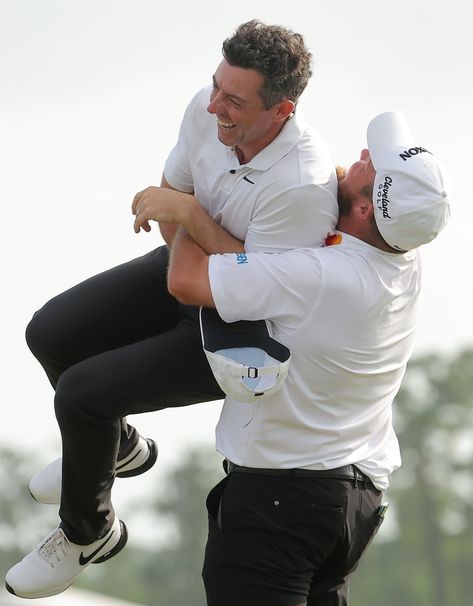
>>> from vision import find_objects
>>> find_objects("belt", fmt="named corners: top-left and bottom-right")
top-left (225, 460), bottom-right (371, 484)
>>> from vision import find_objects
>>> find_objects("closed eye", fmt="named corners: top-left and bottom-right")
top-left (212, 76), bottom-right (244, 108)
top-left (229, 97), bottom-right (242, 107)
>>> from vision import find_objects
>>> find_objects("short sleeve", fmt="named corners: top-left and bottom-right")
top-left (208, 250), bottom-right (323, 326)
top-left (163, 87), bottom-right (211, 193)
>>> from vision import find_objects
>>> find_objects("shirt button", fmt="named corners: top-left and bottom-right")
top-left (274, 500), bottom-right (280, 506)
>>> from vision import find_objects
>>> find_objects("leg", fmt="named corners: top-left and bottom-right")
top-left (307, 481), bottom-right (384, 606)
top-left (8, 246), bottom-right (224, 597)
top-left (25, 245), bottom-right (179, 456)
top-left (56, 311), bottom-right (223, 544)
top-left (202, 474), bottom-right (348, 606)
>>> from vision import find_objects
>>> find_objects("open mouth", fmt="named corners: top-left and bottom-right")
top-left (217, 119), bottom-right (236, 131)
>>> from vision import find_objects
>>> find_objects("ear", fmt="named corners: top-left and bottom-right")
top-left (353, 198), bottom-right (374, 221)
top-left (273, 99), bottom-right (296, 122)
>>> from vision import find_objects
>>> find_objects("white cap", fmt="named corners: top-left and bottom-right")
top-left (368, 111), bottom-right (451, 251)
top-left (200, 307), bottom-right (291, 402)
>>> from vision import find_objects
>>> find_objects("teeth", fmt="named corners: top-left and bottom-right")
top-left (218, 119), bottom-right (235, 128)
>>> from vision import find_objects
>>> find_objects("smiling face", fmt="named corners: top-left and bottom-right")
top-left (207, 60), bottom-right (292, 164)
top-left (337, 149), bottom-right (376, 215)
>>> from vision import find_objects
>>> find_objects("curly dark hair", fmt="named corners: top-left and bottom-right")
top-left (222, 20), bottom-right (312, 109)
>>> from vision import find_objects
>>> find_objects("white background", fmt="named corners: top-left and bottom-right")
top-left (1, 0), bottom-right (471, 526)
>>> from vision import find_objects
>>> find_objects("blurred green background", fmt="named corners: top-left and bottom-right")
top-left (2, 348), bottom-right (472, 605)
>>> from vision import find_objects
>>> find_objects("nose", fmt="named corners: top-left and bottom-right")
top-left (207, 90), bottom-right (221, 115)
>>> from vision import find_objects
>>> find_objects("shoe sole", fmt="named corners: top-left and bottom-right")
top-left (5, 578), bottom-right (76, 599)
top-left (4, 521), bottom-right (128, 597)
top-left (116, 438), bottom-right (158, 478)
top-left (28, 486), bottom-right (60, 505)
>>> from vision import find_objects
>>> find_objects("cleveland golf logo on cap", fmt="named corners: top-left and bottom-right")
top-left (377, 176), bottom-right (393, 219)
top-left (368, 111), bottom-right (451, 251)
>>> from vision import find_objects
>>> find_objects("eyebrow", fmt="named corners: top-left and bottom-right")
top-left (212, 75), bottom-right (247, 105)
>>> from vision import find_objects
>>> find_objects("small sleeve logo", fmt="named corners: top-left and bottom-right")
top-left (235, 253), bottom-right (248, 264)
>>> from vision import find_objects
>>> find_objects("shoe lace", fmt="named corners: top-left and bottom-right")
top-left (37, 528), bottom-right (71, 568)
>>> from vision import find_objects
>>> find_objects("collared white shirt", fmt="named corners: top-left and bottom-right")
top-left (208, 233), bottom-right (422, 490)
top-left (164, 86), bottom-right (338, 252)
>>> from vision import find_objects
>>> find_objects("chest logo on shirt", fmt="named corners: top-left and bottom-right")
top-left (235, 253), bottom-right (248, 264)
top-left (325, 233), bottom-right (342, 246)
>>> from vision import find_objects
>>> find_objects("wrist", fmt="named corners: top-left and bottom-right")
top-left (183, 195), bottom-right (204, 228)
top-left (176, 192), bottom-right (196, 228)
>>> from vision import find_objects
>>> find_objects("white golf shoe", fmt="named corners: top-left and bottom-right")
top-left (29, 456), bottom-right (62, 504)
top-left (29, 436), bottom-right (158, 505)
top-left (5, 517), bottom-right (127, 599)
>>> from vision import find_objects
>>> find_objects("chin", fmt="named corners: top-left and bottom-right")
top-left (217, 132), bottom-right (233, 147)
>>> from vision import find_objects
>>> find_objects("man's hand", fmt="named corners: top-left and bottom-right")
top-left (132, 184), bottom-right (245, 255)
top-left (132, 186), bottom-right (194, 234)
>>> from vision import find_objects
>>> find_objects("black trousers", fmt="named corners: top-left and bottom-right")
top-left (25, 245), bottom-right (224, 543)
top-left (203, 471), bottom-right (384, 606)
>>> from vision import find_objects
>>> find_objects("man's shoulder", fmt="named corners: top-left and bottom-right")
top-left (297, 128), bottom-right (333, 166)
top-left (317, 234), bottom-right (420, 291)
top-left (180, 85), bottom-right (215, 132)
top-left (265, 114), bottom-right (337, 191)
top-left (291, 112), bottom-right (332, 156)
top-left (261, 152), bottom-right (337, 197)
top-left (173, 85), bottom-right (222, 160)
top-left (185, 85), bottom-right (212, 111)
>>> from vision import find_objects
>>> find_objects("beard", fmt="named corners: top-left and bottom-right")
top-left (335, 166), bottom-right (352, 216)
top-left (337, 186), bottom-right (354, 218)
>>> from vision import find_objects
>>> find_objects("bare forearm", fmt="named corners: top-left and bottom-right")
top-left (167, 229), bottom-right (214, 307)
top-left (134, 179), bottom-right (236, 307)
top-left (160, 174), bottom-right (243, 253)
top-left (134, 177), bottom-right (244, 254)
top-left (159, 222), bottom-right (179, 247)
top-left (183, 199), bottom-right (244, 254)
top-left (159, 176), bottom-right (181, 246)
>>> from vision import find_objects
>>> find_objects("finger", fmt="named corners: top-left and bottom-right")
top-left (135, 220), bottom-right (152, 233)
top-left (134, 214), bottom-right (143, 233)
top-left (132, 191), bottom-right (144, 214)
top-left (134, 214), bottom-right (152, 234)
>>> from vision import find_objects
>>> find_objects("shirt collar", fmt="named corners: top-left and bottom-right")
top-left (335, 232), bottom-right (417, 261)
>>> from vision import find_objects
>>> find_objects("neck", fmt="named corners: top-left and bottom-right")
top-left (336, 217), bottom-right (396, 253)
top-left (235, 118), bottom-right (289, 164)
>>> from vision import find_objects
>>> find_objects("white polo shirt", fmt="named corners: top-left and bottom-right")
top-left (208, 233), bottom-right (422, 490)
top-left (164, 86), bottom-right (338, 252)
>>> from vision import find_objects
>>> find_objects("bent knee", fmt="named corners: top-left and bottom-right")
top-left (54, 363), bottom-right (116, 426)
top-left (54, 366), bottom-right (93, 423)
top-left (25, 307), bottom-right (50, 357)
top-left (25, 299), bottom-right (67, 360)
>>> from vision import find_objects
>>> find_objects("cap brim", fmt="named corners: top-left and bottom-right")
top-left (200, 307), bottom-right (290, 362)
top-left (200, 307), bottom-right (292, 402)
